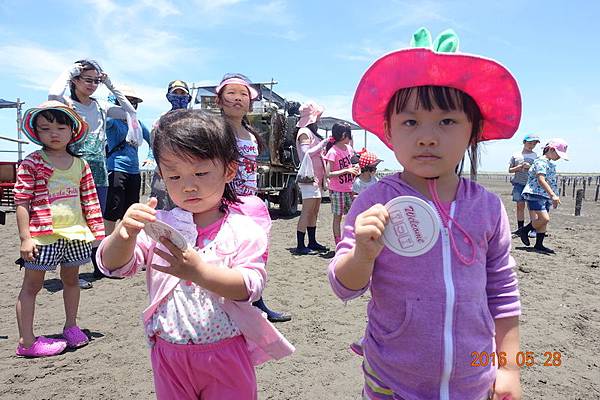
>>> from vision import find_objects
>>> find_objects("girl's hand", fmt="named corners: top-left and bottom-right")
top-left (152, 238), bottom-right (206, 283)
top-left (492, 368), bottom-right (521, 400)
top-left (20, 238), bottom-right (38, 261)
top-left (118, 198), bottom-right (157, 240)
top-left (354, 204), bottom-right (389, 262)
top-left (348, 166), bottom-right (361, 176)
top-left (551, 195), bottom-right (561, 208)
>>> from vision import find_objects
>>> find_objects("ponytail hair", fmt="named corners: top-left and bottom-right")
top-left (325, 122), bottom-right (352, 153)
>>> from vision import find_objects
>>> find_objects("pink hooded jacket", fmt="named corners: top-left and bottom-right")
top-left (97, 207), bottom-right (294, 365)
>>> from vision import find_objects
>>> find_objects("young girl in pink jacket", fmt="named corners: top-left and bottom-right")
top-left (97, 110), bottom-right (293, 400)
top-left (329, 28), bottom-right (522, 400)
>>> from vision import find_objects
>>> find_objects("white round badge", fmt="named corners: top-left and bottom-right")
top-left (383, 196), bottom-right (440, 257)
top-left (143, 220), bottom-right (189, 251)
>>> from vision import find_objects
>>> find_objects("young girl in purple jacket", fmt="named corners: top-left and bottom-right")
top-left (328, 28), bottom-right (522, 400)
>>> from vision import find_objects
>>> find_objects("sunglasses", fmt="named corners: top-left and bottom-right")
top-left (221, 72), bottom-right (252, 84)
top-left (78, 77), bottom-right (103, 85)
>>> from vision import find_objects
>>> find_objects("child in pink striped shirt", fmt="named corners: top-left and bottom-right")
top-left (13, 101), bottom-right (104, 358)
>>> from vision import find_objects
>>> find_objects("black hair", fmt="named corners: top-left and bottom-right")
top-left (152, 109), bottom-right (241, 210)
top-left (542, 146), bottom-right (551, 156)
top-left (33, 109), bottom-right (77, 156)
top-left (385, 85), bottom-right (483, 176)
top-left (295, 122), bottom-right (323, 144)
top-left (69, 59), bottom-right (101, 103)
top-left (325, 122), bottom-right (352, 153)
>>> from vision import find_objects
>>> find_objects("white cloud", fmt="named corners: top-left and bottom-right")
top-left (0, 44), bottom-right (80, 90)
top-left (337, 40), bottom-right (408, 62)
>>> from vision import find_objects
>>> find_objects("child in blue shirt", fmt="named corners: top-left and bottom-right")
top-left (520, 138), bottom-right (569, 253)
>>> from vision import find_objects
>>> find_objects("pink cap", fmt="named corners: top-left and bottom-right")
top-left (215, 77), bottom-right (259, 100)
top-left (546, 138), bottom-right (569, 160)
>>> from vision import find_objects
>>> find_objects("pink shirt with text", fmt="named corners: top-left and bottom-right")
top-left (324, 144), bottom-right (354, 193)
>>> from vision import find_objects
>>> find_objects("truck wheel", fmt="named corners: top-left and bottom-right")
top-left (279, 179), bottom-right (299, 216)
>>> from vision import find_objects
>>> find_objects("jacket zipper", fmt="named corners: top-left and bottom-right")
top-left (431, 202), bottom-right (456, 400)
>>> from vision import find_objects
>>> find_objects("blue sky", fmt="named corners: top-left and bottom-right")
top-left (1, 0), bottom-right (598, 173)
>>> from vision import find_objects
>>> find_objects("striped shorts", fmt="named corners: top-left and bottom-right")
top-left (361, 356), bottom-right (493, 400)
top-left (330, 190), bottom-right (353, 215)
top-left (24, 239), bottom-right (92, 271)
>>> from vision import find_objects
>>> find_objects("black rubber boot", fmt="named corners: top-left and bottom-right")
top-left (519, 223), bottom-right (532, 246)
top-left (252, 297), bottom-right (292, 323)
top-left (512, 220), bottom-right (525, 235)
top-left (533, 232), bottom-right (555, 254)
top-left (306, 226), bottom-right (329, 252)
top-left (295, 231), bottom-right (311, 255)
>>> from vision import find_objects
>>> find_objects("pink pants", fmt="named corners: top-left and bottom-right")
top-left (151, 335), bottom-right (256, 400)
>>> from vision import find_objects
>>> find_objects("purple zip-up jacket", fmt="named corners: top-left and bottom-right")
top-left (328, 174), bottom-right (521, 400)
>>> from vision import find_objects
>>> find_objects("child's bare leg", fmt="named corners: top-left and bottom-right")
top-left (332, 214), bottom-right (342, 242)
top-left (516, 201), bottom-right (525, 222)
top-left (16, 269), bottom-right (46, 347)
top-left (531, 211), bottom-right (549, 233)
top-left (60, 266), bottom-right (80, 328)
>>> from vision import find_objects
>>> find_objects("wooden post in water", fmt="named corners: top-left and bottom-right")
top-left (575, 189), bottom-right (584, 216)
top-left (572, 178), bottom-right (577, 198)
top-left (561, 178), bottom-right (566, 196)
top-left (583, 179), bottom-right (587, 199)
top-left (595, 184), bottom-right (599, 202)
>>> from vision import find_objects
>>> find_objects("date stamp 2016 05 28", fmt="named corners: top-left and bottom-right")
top-left (470, 351), bottom-right (562, 368)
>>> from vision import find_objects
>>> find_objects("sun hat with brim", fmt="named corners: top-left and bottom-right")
top-left (21, 100), bottom-right (88, 146)
top-left (545, 138), bottom-right (569, 160)
top-left (523, 134), bottom-right (540, 142)
top-left (215, 73), bottom-right (259, 100)
top-left (120, 85), bottom-right (143, 103)
top-left (352, 27), bottom-right (522, 149)
top-left (296, 101), bottom-right (324, 128)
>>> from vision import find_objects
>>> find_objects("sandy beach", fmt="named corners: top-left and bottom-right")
top-left (0, 175), bottom-right (598, 399)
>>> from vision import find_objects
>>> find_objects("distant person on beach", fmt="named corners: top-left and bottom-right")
top-left (13, 102), bottom-right (105, 357)
top-left (294, 101), bottom-right (330, 255)
top-left (48, 59), bottom-right (137, 287)
top-left (352, 149), bottom-right (382, 196)
top-left (328, 28), bottom-right (522, 400)
top-left (149, 79), bottom-right (192, 211)
top-left (519, 138), bottom-right (569, 254)
top-left (215, 72), bottom-right (291, 323)
top-left (508, 134), bottom-right (540, 235)
top-left (104, 86), bottom-right (151, 237)
top-left (96, 110), bottom-right (293, 399)
top-left (324, 122), bottom-right (359, 245)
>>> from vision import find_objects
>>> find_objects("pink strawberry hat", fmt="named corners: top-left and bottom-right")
top-left (545, 138), bottom-right (569, 160)
top-left (352, 27), bottom-right (522, 149)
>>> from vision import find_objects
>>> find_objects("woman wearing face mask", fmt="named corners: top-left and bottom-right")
top-left (149, 80), bottom-right (193, 211)
top-left (48, 59), bottom-right (136, 287)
